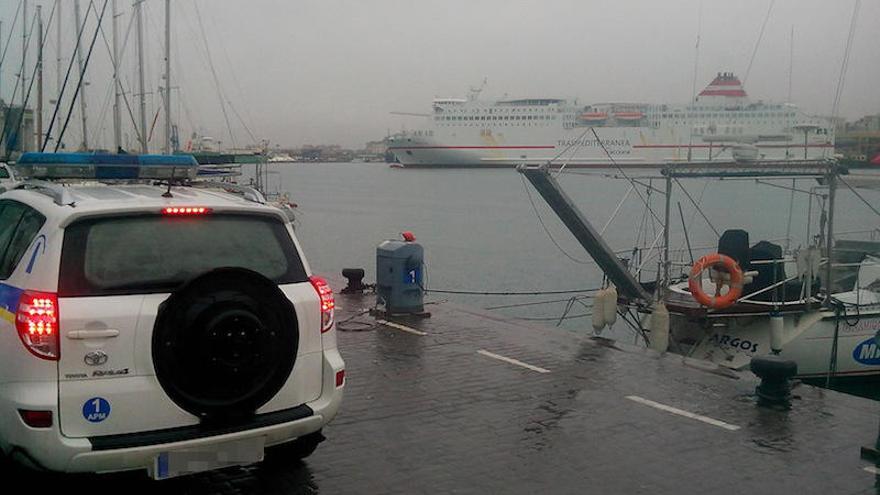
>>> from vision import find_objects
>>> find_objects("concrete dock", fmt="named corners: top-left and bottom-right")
top-left (4, 282), bottom-right (880, 494)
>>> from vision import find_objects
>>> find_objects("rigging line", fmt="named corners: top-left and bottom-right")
top-left (675, 180), bottom-right (709, 253)
top-left (673, 177), bottom-right (719, 237)
top-left (0, 1), bottom-right (23, 68)
top-left (42, 0), bottom-right (92, 151)
top-left (600, 183), bottom-right (635, 235)
top-left (97, 2), bottom-right (141, 144)
top-left (742, 0), bottom-right (775, 85)
top-left (838, 176), bottom-right (880, 219)
top-left (754, 179), bottom-right (824, 197)
top-left (831, 0), bottom-right (860, 120)
top-left (520, 173), bottom-right (592, 265)
top-left (226, 98), bottom-right (258, 144)
top-left (550, 127), bottom-right (592, 176)
top-left (209, 4), bottom-right (259, 143)
top-left (192, 0), bottom-right (236, 148)
top-left (55, 0), bottom-right (110, 152)
top-left (635, 230), bottom-right (665, 278)
top-left (426, 287), bottom-right (599, 296)
top-left (590, 127), bottom-right (663, 225)
top-left (484, 296), bottom-right (593, 311)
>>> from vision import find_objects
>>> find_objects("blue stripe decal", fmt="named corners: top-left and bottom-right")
top-left (25, 234), bottom-right (47, 274)
top-left (0, 283), bottom-right (24, 316)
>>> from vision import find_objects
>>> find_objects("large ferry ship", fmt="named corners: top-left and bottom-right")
top-left (387, 73), bottom-right (834, 168)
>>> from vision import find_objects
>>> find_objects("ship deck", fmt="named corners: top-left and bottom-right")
top-left (7, 275), bottom-right (880, 494)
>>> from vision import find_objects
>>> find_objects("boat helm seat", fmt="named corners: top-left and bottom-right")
top-left (717, 229), bottom-right (751, 272)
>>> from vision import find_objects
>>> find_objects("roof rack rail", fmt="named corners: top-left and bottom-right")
top-left (190, 181), bottom-right (266, 204)
top-left (15, 180), bottom-right (75, 206)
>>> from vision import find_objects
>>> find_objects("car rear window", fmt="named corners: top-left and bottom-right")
top-left (59, 213), bottom-right (308, 296)
top-left (0, 168), bottom-right (10, 179)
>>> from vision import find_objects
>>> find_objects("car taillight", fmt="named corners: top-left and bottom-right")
top-left (16, 291), bottom-right (59, 360)
top-left (19, 410), bottom-right (53, 428)
top-left (309, 276), bottom-right (335, 333)
top-left (162, 207), bottom-right (212, 215)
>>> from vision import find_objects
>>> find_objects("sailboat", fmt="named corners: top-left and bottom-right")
top-left (519, 159), bottom-right (880, 383)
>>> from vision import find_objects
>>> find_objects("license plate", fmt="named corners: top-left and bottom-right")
top-left (151, 436), bottom-right (265, 480)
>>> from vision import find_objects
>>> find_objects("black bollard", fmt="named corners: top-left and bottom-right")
top-left (341, 268), bottom-right (367, 294)
top-left (750, 355), bottom-right (798, 409)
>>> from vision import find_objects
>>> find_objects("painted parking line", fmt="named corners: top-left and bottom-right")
top-left (864, 466), bottom-right (880, 475)
top-left (626, 395), bottom-right (741, 432)
top-left (477, 349), bottom-right (551, 374)
top-left (376, 319), bottom-right (427, 336)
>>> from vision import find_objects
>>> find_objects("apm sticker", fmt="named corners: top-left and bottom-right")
top-left (83, 397), bottom-right (111, 423)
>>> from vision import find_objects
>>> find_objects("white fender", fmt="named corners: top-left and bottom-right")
top-left (649, 302), bottom-right (670, 352)
top-left (592, 288), bottom-right (607, 331)
top-left (603, 286), bottom-right (618, 326)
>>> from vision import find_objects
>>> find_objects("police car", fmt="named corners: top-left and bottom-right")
top-left (0, 153), bottom-right (344, 479)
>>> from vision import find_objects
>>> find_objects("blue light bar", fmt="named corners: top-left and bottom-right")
top-left (15, 153), bottom-right (199, 180)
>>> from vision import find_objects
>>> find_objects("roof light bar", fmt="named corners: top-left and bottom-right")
top-left (15, 152), bottom-right (199, 181)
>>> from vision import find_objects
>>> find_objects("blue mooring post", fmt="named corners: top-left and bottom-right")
top-left (375, 231), bottom-right (428, 316)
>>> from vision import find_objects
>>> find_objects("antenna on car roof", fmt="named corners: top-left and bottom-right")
top-left (162, 167), bottom-right (176, 198)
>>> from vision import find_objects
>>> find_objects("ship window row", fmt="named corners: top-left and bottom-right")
top-left (437, 115), bottom-right (556, 121)
top-left (659, 112), bottom-right (795, 119)
top-left (445, 107), bottom-right (553, 114)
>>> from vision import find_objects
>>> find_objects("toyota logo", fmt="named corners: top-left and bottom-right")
top-left (84, 350), bottom-right (108, 366)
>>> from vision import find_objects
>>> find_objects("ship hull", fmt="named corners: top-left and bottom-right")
top-left (388, 125), bottom-right (833, 168)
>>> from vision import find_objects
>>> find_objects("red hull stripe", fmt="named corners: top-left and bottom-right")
top-left (392, 144), bottom-right (833, 151)
top-left (698, 89), bottom-right (748, 97)
top-left (388, 145), bottom-right (554, 150)
top-left (632, 144), bottom-right (833, 149)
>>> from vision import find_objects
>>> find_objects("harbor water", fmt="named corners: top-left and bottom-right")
top-left (253, 162), bottom-right (879, 337)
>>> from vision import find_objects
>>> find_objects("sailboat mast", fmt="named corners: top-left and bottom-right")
top-left (36, 5), bottom-right (43, 150)
top-left (55, 0), bottom-right (61, 107)
top-left (787, 26), bottom-right (794, 103)
top-left (135, 0), bottom-right (147, 153)
top-left (111, 0), bottom-right (121, 152)
top-left (823, 165), bottom-right (837, 305)
top-left (163, 0), bottom-right (171, 154)
top-left (73, 0), bottom-right (89, 150)
top-left (21, 0), bottom-right (27, 150)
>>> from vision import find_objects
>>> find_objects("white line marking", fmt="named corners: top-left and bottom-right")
top-left (626, 395), bottom-right (741, 431)
top-left (477, 349), bottom-right (551, 374)
top-left (864, 466), bottom-right (880, 475)
top-left (376, 319), bottom-right (427, 336)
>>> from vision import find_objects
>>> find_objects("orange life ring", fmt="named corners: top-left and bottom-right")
top-left (688, 253), bottom-right (744, 309)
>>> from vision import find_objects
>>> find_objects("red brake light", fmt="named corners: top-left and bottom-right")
top-left (162, 207), bottom-right (211, 216)
top-left (335, 370), bottom-right (345, 388)
top-left (16, 291), bottom-right (59, 361)
top-left (309, 276), bottom-right (335, 333)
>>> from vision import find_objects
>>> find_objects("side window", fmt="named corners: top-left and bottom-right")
top-left (0, 201), bottom-right (46, 279)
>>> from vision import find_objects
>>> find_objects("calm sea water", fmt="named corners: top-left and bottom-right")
top-left (250, 162), bottom-right (879, 346)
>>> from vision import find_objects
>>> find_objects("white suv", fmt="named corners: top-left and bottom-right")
top-left (0, 153), bottom-right (344, 479)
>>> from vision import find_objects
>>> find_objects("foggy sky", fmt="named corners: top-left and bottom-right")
top-left (0, 0), bottom-right (877, 150)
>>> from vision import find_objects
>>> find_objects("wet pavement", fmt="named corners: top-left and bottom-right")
top-left (5, 286), bottom-right (880, 494)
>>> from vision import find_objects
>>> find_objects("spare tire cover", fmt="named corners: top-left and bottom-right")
top-left (152, 268), bottom-right (299, 422)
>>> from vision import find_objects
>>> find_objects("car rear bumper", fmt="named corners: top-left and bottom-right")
top-left (0, 348), bottom-right (344, 474)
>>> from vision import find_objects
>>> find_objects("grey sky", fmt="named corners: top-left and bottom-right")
top-left (1, 0), bottom-right (877, 150)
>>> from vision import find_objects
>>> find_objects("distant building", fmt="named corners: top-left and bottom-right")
top-left (0, 101), bottom-right (35, 156)
top-left (838, 113), bottom-right (880, 160)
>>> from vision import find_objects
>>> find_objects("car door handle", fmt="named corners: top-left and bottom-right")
top-left (67, 329), bottom-right (120, 339)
